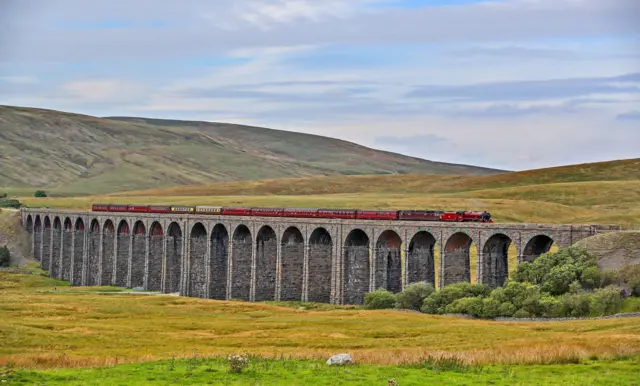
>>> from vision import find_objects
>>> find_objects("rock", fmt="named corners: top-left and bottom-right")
top-left (326, 353), bottom-right (353, 366)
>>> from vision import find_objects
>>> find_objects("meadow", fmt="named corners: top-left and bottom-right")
top-left (1, 272), bottom-right (639, 385)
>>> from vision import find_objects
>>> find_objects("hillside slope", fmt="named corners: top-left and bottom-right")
top-left (0, 105), bottom-right (503, 195)
top-left (113, 158), bottom-right (640, 197)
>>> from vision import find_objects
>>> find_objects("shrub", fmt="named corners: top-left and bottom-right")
top-left (420, 282), bottom-right (490, 315)
top-left (540, 296), bottom-right (564, 317)
top-left (34, 190), bottom-right (47, 198)
top-left (615, 265), bottom-right (640, 297)
top-left (498, 302), bottom-right (516, 317)
top-left (444, 297), bottom-right (483, 316)
top-left (561, 292), bottom-right (591, 317)
top-left (0, 245), bottom-right (10, 267)
top-left (364, 289), bottom-right (396, 309)
top-left (513, 308), bottom-right (531, 318)
top-left (589, 286), bottom-right (623, 316)
top-left (395, 282), bottom-right (435, 310)
top-left (480, 298), bottom-right (501, 319)
top-left (542, 264), bottom-right (578, 295)
top-left (581, 266), bottom-right (603, 289)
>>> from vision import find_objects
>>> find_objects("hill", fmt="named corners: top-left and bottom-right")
top-left (575, 231), bottom-right (640, 271)
top-left (0, 105), bottom-right (503, 195)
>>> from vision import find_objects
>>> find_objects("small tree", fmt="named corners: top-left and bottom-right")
top-left (0, 245), bottom-right (10, 267)
top-left (34, 190), bottom-right (47, 198)
top-left (395, 282), bottom-right (435, 310)
top-left (364, 289), bottom-right (397, 309)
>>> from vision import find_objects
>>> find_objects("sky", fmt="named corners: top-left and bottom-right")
top-left (1, 0), bottom-right (639, 171)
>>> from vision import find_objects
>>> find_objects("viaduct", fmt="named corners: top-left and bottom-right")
top-left (20, 208), bottom-right (620, 305)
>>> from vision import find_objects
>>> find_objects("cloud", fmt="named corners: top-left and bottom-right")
top-left (0, 76), bottom-right (39, 84)
top-left (616, 111), bottom-right (640, 121)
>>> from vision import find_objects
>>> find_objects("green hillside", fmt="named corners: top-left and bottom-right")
top-left (0, 105), bottom-right (504, 195)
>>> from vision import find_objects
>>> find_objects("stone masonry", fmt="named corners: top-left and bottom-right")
top-left (20, 209), bottom-right (621, 305)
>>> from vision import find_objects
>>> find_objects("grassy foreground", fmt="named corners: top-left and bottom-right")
top-left (4, 356), bottom-right (640, 385)
top-left (2, 273), bottom-right (640, 371)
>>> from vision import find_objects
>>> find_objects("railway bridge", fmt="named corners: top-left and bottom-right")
top-left (20, 208), bottom-right (620, 305)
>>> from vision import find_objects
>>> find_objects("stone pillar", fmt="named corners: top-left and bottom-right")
top-left (302, 242), bottom-right (310, 302)
top-left (226, 235), bottom-right (234, 300)
top-left (205, 226), bottom-right (212, 299)
top-left (97, 229), bottom-right (104, 286)
top-left (275, 232), bottom-right (283, 301)
top-left (126, 230), bottom-right (133, 288)
top-left (249, 225), bottom-right (257, 302)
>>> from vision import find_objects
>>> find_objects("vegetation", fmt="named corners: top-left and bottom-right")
top-left (0, 246), bottom-right (10, 267)
top-left (2, 272), bottom-right (639, 371)
top-left (0, 105), bottom-right (501, 195)
top-left (3, 355), bottom-right (639, 385)
top-left (33, 190), bottom-right (47, 198)
top-left (0, 192), bottom-right (21, 209)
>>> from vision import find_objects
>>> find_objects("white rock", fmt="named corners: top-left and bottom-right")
top-left (326, 353), bottom-right (353, 366)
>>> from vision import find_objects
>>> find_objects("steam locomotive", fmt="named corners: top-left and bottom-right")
top-left (91, 204), bottom-right (494, 223)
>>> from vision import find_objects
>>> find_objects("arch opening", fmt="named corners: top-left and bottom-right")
top-left (115, 220), bottom-right (130, 287)
top-left (147, 222), bottom-right (164, 291)
top-left (407, 231), bottom-right (436, 288)
top-left (344, 229), bottom-right (370, 305)
top-left (231, 225), bottom-right (252, 301)
top-left (375, 230), bottom-right (402, 294)
top-left (87, 219), bottom-right (101, 286)
top-left (26, 215), bottom-right (33, 232)
top-left (50, 217), bottom-right (63, 279)
top-left (33, 216), bottom-right (42, 262)
top-left (164, 222), bottom-right (183, 294)
top-left (101, 220), bottom-right (115, 286)
top-left (522, 235), bottom-right (556, 263)
top-left (72, 218), bottom-right (85, 285)
top-left (189, 223), bottom-right (208, 298)
top-left (61, 218), bottom-right (73, 281)
top-left (131, 220), bottom-right (146, 289)
top-left (210, 224), bottom-right (229, 300)
top-left (443, 232), bottom-right (473, 286)
top-left (308, 227), bottom-right (332, 303)
top-left (481, 233), bottom-right (512, 288)
top-left (41, 216), bottom-right (52, 271)
top-left (255, 225), bottom-right (277, 301)
top-left (280, 226), bottom-right (304, 301)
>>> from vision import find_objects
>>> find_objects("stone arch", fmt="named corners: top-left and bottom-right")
top-left (443, 232), bottom-right (473, 286)
top-left (231, 224), bottom-right (252, 301)
top-left (407, 231), bottom-right (436, 288)
top-left (255, 225), bottom-right (277, 301)
top-left (25, 214), bottom-right (33, 232)
top-left (86, 219), bottom-right (101, 286)
top-left (147, 222), bottom-right (163, 291)
top-left (189, 222), bottom-right (208, 298)
top-left (308, 227), bottom-right (332, 303)
top-left (50, 217), bottom-right (62, 278)
top-left (164, 222), bottom-right (183, 294)
top-left (131, 220), bottom-right (146, 288)
top-left (375, 230), bottom-right (402, 294)
top-left (344, 229), bottom-right (370, 304)
top-left (41, 216), bottom-right (52, 271)
top-left (115, 220), bottom-right (130, 287)
top-left (72, 218), bottom-right (85, 285)
top-left (61, 218), bottom-right (73, 281)
top-left (33, 215), bottom-right (42, 262)
top-left (210, 224), bottom-right (229, 300)
top-left (101, 220), bottom-right (115, 286)
top-left (522, 234), bottom-right (555, 263)
top-left (481, 233), bottom-right (512, 288)
top-left (280, 226), bottom-right (304, 301)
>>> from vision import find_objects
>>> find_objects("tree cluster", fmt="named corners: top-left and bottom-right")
top-left (0, 245), bottom-right (10, 267)
top-left (364, 246), bottom-right (637, 319)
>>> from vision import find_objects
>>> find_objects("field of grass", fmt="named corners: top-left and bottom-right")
top-left (2, 273), bottom-right (639, 371)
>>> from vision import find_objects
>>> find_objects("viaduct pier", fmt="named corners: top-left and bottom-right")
top-left (20, 208), bottom-right (620, 305)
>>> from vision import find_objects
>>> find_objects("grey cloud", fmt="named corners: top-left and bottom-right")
top-left (616, 111), bottom-right (640, 121)
top-left (405, 73), bottom-right (640, 102)
top-left (2, 0), bottom-right (638, 62)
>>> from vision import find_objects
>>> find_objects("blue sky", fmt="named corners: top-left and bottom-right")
top-left (1, 0), bottom-right (639, 171)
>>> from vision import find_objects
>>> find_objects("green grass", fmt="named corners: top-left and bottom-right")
top-left (4, 355), bottom-right (639, 385)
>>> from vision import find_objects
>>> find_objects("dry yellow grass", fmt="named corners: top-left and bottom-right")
top-left (1, 273), bottom-right (638, 370)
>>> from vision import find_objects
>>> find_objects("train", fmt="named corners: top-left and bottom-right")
top-left (91, 204), bottom-right (494, 223)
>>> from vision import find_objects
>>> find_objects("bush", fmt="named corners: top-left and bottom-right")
top-left (226, 354), bottom-right (249, 373)
top-left (542, 264), bottom-right (578, 295)
top-left (561, 292), bottom-right (591, 317)
top-left (395, 282), bottom-right (435, 310)
top-left (420, 282), bottom-right (490, 315)
top-left (0, 245), bottom-right (10, 267)
top-left (589, 286), bottom-right (623, 316)
top-left (34, 190), bottom-right (47, 198)
top-left (480, 298), bottom-right (501, 319)
top-left (364, 289), bottom-right (396, 309)
top-left (615, 265), bottom-right (640, 297)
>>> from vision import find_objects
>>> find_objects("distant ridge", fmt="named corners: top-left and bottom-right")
top-left (0, 105), bottom-right (505, 195)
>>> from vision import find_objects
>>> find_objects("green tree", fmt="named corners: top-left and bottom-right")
top-left (364, 289), bottom-right (397, 309)
top-left (34, 190), bottom-right (47, 198)
top-left (395, 282), bottom-right (435, 310)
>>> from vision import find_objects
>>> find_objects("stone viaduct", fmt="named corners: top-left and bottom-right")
top-left (20, 208), bottom-right (620, 305)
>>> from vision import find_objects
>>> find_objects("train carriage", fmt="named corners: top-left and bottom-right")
top-left (195, 206), bottom-right (222, 215)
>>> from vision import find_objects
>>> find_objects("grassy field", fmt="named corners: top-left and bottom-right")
top-left (15, 158), bottom-right (640, 226)
top-left (1, 272), bottom-right (639, 384)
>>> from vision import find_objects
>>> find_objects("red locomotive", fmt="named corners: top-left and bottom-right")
top-left (90, 204), bottom-right (493, 223)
